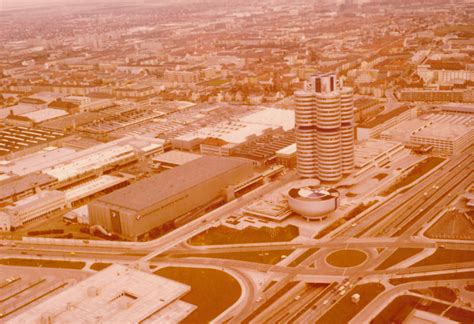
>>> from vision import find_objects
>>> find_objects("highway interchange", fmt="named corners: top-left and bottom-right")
top-left (1, 146), bottom-right (474, 323)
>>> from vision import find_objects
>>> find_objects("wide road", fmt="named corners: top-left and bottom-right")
top-left (333, 149), bottom-right (472, 239)
top-left (2, 148), bottom-right (473, 322)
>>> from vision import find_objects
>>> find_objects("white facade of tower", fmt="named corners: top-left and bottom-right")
top-left (295, 73), bottom-right (354, 182)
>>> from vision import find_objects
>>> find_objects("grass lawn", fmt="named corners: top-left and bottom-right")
top-left (371, 294), bottom-right (474, 324)
top-left (411, 249), bottom-right (474, 268)
top-left (0, 214), bottom-right (99, 241)
top-left (170, 249), bottom-right (294, 265)
top-left (326, 249), bottom-right (367, 268)
top-left (154, 267), bottom-right (241, 324)
top-left (0, 258), bottom-right (85, 269)
top-left (316, 283), bottom-right (385, 324)
top-left (288, 248), bottom-right (319, 267)
top-left (90, 262), bottom-right (112, 271)
top-left (410, 287), bottom-right (457, 303)
top-left (373, 173), bottom-right (388, 181)
top-left (429, 287), bottom-right (457, 303)
top-left (380, 157), bottom-right (444, 197)
top-left (390, 271), bottom-right (474, 285)
top-left (189, 225), bottom-right (299, 246)
top-left (375, 248), bottom-right (423, 270)
top-left (425, 211), bottom-right (474, 241)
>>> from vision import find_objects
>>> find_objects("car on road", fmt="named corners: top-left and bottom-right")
top-left (294, 295), bottom-right (301, 301)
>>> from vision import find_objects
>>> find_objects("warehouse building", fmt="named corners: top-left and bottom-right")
top-left (353, 139), bottom-right (406, 176)
top-left (380, 114), bottom-right (474, 155)
top-left (89, 156), bottom-right (254, 240)
top-left (0, 172), bottom-right (57, 204)
top-left (40, 135), bottom-right (164, 187)
top-left (410, 123), bottom-right (473, 155)
top-left (64, 175), bottom-right (130, 208)
top-left (0, 126), bottom-right (68, 158)
top-left (8, 264), bottom-right (195, 324)
top-left (356, 105), bottom-right (417, 140)
top-left (151, 150), bottom-right (202, 170)
top-left (172, 107), bottom-right (294, 154)
top-left (43, 145), bottom-right (138, 187)
top-left (276, 143), bottom-right (297, 168)
top-left (0, 190), bottom-right (66, 231)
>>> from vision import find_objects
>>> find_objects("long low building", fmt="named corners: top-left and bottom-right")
top-left (88, 155), bottom-right (254, 240)
top-left (380, 116), bottom-right (474, 155)
top-left (64, 175), bottom-right (130, 207)
top-left (8, 264), bottom-right (195, 324)
top-left (172, 107), bottom-right (294, 154)
top-left (356, 105), bottom-right (417, 140)
top-left (40, 135), bottom-right (165, 187)
top-left (354, 139), bottom-right (406, 176)
top-left (410, 122), bottom-right (474, 155)
top-left (0, 172), bottom-right (57, 204)
top-left (0, 190), bottom-right (66, 231)
top-left (43, 145), bottom-right (137, 186)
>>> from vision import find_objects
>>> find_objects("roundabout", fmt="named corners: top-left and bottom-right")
top-left (325, 249), bottom-right (368, 268)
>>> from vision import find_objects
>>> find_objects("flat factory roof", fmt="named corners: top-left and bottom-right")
top-left (423, 112), bottom-right (474, 126)
top-left (96, 155), bottom-right (251, 212)
top-left (43, 145), bottom-right (136, 182)
top-left (380, 119), bottom-right (432, 141)
top-left (64, 175), bottom-right (129, 203)
top-left (413, 122), bottom-right (472, 140)
top-left (0, 173), bottom-right (57, 201)
top-left (359, 105), bottom-right (411, 128)
top-left (276, 143), bottom-right (297, 156)
top-left (0, 104), bottom-right (40, 119)
top-left (0, 126), bottom-right (67, 156)
top-left (20, 108), bottom-right (69, 123)
top-left (239, 107), bottom-right (295, 131)
top-left (7, 264), bottom-right (192, 324)
top-left (176, 107), bottom-right (294, 144)
top-left (153, 150), bottom-right (202, 166)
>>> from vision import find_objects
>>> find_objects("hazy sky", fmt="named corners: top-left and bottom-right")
top-left (0, 0), bottom-right (141, 11)
top-left (0, 0), bottom-right (347, 11)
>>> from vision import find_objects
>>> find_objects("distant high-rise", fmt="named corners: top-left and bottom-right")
top-left (295, 73), bottom-right (354, 182)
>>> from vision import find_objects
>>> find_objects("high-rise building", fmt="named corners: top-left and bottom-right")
top-left (295, 73), bottom-right (354, 182)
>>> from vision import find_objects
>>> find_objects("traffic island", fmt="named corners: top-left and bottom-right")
top-left (188, 224), bottom-right (299, 246)
top-left (325, 249), bottom-right (368, 268)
